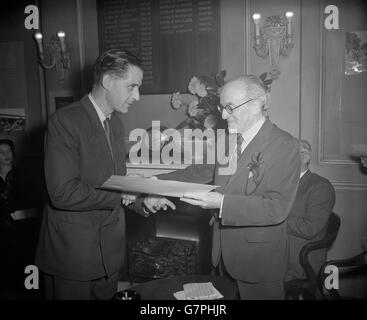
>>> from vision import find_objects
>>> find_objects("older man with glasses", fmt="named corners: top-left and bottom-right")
top-left (141, 74), bottom-right (301, 300)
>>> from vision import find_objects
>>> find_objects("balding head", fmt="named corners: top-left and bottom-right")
top-left (219, 74), bottom-right (268, 133)
top-left (221, 75), bottom-right (267, 108)
top-left (298, 139), bottom-right (312, 170)
top-left (298, 139), bottom-right (312, 153)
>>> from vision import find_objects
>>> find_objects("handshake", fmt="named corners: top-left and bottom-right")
top-left (120, 174), bottom-right (224, 217)
top-left (121, 193), bottom-right (176, 218)
top-left (120, 175), bottom-right (176, 218)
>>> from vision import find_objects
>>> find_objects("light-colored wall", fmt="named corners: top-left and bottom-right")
top-left (247, 0), bottom-right (301, 137)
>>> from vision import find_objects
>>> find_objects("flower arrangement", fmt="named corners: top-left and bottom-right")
top-left (170, 70), bottom-right (228, 130)
top-left (170, 71), bottom-right (273, 130)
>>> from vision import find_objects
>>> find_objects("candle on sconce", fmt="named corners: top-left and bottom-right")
top-left (252, 13), bottom-right (261, 46)
top-left (57, 30), bottom-right (66, 56)
top-left (285, 11), bottom-right (294, 37)
top-left (34, 32), bottom-right (44, 60)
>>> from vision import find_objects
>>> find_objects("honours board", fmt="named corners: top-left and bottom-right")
top-left (97, 0), bottom-right (220, 94)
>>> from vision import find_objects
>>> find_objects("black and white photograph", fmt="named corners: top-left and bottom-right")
top-left (0, 0), bottom-right (366, 308)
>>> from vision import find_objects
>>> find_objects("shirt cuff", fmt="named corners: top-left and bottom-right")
top-left (218, 194), bottom-right (224, 218)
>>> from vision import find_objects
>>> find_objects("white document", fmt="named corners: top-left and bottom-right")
top-left (174, 282), bottom-right (224, 300)
top-left (100, 175), bottom-right (219, 198)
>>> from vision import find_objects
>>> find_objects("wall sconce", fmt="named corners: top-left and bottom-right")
top-left (252, 12), bottom-right (294, 80)
top-left (34, 30), bottom-right (71, 87)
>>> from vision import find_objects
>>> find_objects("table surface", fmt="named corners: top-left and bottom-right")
top-left (129, 274), bottom-right (239, 300)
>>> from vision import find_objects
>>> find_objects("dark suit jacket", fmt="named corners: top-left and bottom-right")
top-left (286, 170), bottom-right (335, 281)
top-left (158, 119), bottom-right (301, 283)
top-left (36, 95), bottom-right (127, 281)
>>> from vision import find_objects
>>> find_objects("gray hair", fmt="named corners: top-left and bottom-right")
top-left (223, 74), bottom-right (270, 112)
top-left (298, 139), bottom-right (312, 153)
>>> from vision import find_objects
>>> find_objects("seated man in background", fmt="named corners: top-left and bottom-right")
top-left (285, 139), bottom-right (335, 285)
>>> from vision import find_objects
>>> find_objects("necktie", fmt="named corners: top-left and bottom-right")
top-left (103, 118), bottom-right (114, 159)
top-left (237, 133), bottom-right (244, 159)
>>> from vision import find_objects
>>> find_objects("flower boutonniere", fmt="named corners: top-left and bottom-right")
top-left (247, 151), bottom-right (265, 189)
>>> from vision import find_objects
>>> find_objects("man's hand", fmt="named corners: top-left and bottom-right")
top-left (361, 156), bottom-right (367, 168)
top-left (121, 193), bottom-right (137, 206)
top-left (180, 192), bottom-right (223, 209)
top-left (143, 195), bottom-right (176, 214)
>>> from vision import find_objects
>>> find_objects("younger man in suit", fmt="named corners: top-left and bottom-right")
top-left (36, 49), bottom-right (146, 299)
top-left (285, 139), bottom-right (335, 283)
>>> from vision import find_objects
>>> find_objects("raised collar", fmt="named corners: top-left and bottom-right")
top-left (239, 116), bottom-right (266, 147)
top-left (88, 93), bottom-right (111, 126)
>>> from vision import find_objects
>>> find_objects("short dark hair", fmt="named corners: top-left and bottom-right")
top-left (0, 139), bottom-right (15, 154)
top-left (93, 49), bottom-right (143, 87)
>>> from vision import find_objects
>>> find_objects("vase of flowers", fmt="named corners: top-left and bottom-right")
top-left (167, 71), bottom-right (227, 163)
top-left (170, 70), bottom-right (228, 130)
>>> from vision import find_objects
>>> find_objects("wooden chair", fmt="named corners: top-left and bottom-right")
top-left (318, 250), bottom-right (367, 300)
top-left (285, 212), bottom-right (341, 299)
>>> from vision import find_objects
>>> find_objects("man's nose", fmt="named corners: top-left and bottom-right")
top-left (133, 87), bottom-right (140, 101)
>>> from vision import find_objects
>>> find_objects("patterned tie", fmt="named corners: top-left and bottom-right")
top-left (103, 118), bottom-right (114, 159)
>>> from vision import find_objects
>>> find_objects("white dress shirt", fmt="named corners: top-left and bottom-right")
top-left (300, 169), bottom-right (308, 179)
top-left (237, 117), bottom-right (266, 154)
top-left (219, 116), bottom-right (266, 217)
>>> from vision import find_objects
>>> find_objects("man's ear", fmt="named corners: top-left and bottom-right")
top-left (102, 74), bottom-right (113, 91)
top-left (251, 99), bottom-right (263, 115)
top-left (303, 152), bottom-right (311, 166)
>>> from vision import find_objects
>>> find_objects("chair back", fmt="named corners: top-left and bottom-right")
top-left (318, 250), bottom-right (367, 299)
top-left (299, 212), bottom-right (341, 290)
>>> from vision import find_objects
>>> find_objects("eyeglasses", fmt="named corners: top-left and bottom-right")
top-left (217, 98), bottom-right (257, 114)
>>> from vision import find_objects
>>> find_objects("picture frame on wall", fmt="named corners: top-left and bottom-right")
top-left (48, 90), bottom-right (77, 117)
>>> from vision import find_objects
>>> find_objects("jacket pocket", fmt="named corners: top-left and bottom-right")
top-left (245, 226), bottom-right (284, 243)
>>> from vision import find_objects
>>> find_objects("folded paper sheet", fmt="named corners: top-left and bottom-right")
top-left (174, 282), bottom-right (224, 300)
top-left (101, 175), bottom-right (219, 198)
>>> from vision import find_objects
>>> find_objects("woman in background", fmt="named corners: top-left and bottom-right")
top-left (0, 139), bottom-right (42, 297)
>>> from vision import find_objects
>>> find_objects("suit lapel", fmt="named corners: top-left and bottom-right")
top-left (299, 170), bottom-right (311, 191)
top-left (81, 95), bottom-right (115, 173)
top-left (110, 112), bottom-right (127, 175)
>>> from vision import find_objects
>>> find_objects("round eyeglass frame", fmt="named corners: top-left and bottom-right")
top-left (217, 97), bottom-right (257, 114)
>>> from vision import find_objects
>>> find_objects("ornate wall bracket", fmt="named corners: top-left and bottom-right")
top-left (252, 13), bottom-right (294, 80)
top-left (34, 31), bottom-right (71, 88)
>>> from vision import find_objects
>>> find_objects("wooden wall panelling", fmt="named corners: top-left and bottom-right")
top-left (300, 0), bottom-right (367, 258)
